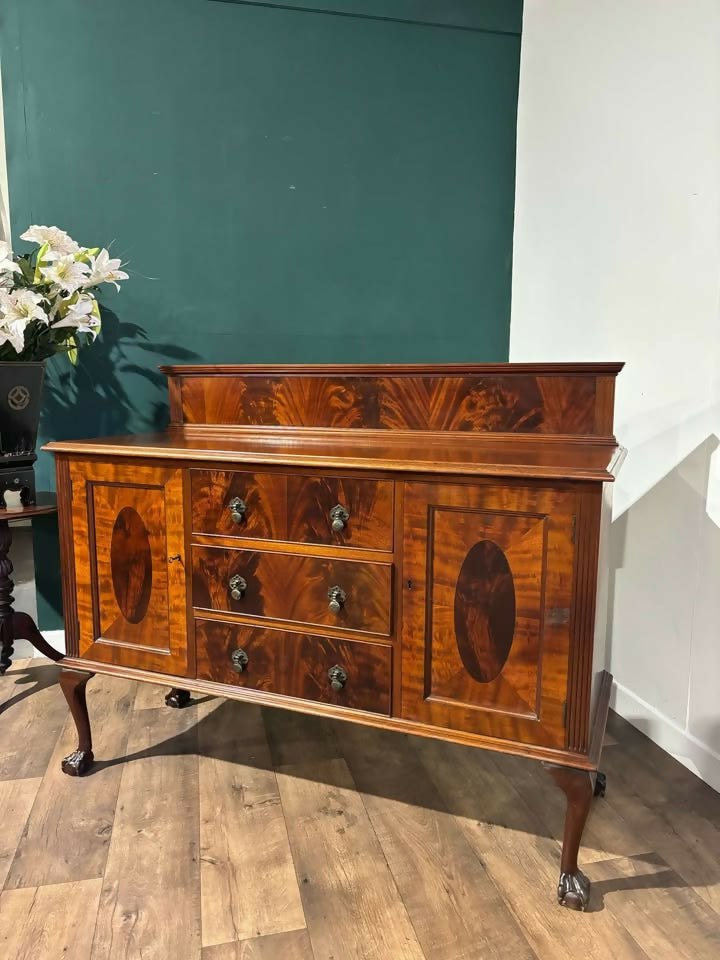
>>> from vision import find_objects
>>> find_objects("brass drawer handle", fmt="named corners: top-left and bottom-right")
top-left (330, 503), bottom-right (350, 533)
top-left (229, 574), bottom-right (247, 600)
top-left (328, 665), bottom-right (347, 691)
top-left (231, 648), bottom-right (249, 673)
top-left (228, 497), bottom-right (247, 524)
top-left (327, 585), bottom-right (346, 614)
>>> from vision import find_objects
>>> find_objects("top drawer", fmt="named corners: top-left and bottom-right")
top-left (191, 470), bottom-right (394, 551)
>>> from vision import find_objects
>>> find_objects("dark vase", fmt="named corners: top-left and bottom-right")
top-left (0, 361), bottom-right (45, 505)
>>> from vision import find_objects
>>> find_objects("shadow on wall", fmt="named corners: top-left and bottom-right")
top-left (41, 307), bottom-right (198, 441)
top-left (606, 434), bottom-right (720, 786)
top-left (33, 307), bottom-right (199, 631)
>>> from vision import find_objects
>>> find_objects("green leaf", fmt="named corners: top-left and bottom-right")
top-left (33, 243), bottom-right (50, 282)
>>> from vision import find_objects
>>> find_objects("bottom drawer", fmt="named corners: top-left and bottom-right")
top-left (195, 619), bottom-right (392, 715)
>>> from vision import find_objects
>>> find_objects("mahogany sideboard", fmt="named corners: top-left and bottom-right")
top-left (45, 362), bottom-right (623, 911)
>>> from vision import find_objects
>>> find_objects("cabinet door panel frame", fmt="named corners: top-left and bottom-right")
top-left (401, 480), bottom-right (576, 749)
top-left (68, 460), bottom-right (190, 677)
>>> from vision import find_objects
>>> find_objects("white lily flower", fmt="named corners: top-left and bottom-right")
top-left (0, 240), bottom-right (20, 275)
top-left (0, 288), bottom-right (49, 326)
top-left (21, 225), bottom-right (80, 258)
top-left (0, 289), bottom-right (47, 353)
top-left (40, 255), bottom-right (90, 294)
top-left (0, 316), bottom-right (28, 353)
top-left (52, 296), bottom-right (101, 339)
top-left (86, 248), bottom-right (129, 290)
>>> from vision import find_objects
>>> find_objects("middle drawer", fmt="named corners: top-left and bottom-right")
top-left (192, 545), bottom-right (393, 636)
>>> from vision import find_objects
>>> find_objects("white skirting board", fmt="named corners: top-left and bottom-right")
top-left (611, 680), bottom-right (720, 794)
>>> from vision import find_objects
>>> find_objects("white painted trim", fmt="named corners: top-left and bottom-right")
top-left (611, 680), bottom-right (720, 794)
top-left (0, 59), bottom-right (11, 241)
top-left (31, 630), bottom-right (66, 657)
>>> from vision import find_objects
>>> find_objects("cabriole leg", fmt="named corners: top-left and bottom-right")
top-left (165, 687), bottom-right (191, 709)
top-left (0, 520), bottom-right (15, 675)
top-left (543, 763), bottom-right (594, 911)
top-left (59, 668), bottom-right (95, 776)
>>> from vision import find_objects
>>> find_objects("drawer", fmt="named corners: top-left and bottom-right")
top-left (191, 469), bottom-right (393, 550)
top-left (192, 546), bottom-right (393, 636)
top-left (195, 619), bottom-right (392, 715)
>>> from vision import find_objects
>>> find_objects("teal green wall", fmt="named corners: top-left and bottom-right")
top-left (0, 0), bottom-right (522, 628)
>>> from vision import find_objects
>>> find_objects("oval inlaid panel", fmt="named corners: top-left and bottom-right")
top-left (454, 540), bottom-right (516, 683)
top-left (111, 506), bottom-right (153, 624)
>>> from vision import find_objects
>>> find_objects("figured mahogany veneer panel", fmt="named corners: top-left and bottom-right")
top-left (454, 540), bottom-right (515, 684)
top-left (179, 373), bottom-right (601, 435)
top-left (68, 461), bottom-right (189, 676)
top-left (191, 469), bottom-right (286, 540)
top-left (286, 474), bottom-right (393, 550)
top-left (192, 546), bottom-right (392, 636)
top-left (402, 481), bottom-right (576, 749)
top-left (110, 506), bottom-right (153, 624)
top-left (195, 619), bottom-right (391, 715)
top-left (191, 469), bottom-right (393, 550)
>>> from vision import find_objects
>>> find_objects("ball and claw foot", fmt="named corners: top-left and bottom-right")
top-left (558, 870), bottom-right (591, 911)
top-left (165, 688), bottom-right (191, 709)
top-left (594, 771), bottom-right (607, 798)
top-left (61, 749), bottom-right (94, 777)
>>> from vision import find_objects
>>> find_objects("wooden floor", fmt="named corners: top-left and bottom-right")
top-left (1, 660), bottom-right (719, 960)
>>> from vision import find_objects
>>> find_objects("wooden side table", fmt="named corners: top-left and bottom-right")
top-left (0, 493), bottom-right (64, 674)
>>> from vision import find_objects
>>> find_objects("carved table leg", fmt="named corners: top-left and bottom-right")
top-left (12, 612), bottom-right (64, 662)
top-left (165, 688), bottom-right (191, 709)
top-left (0, 518), bottom-right (64, 672)
top-left (544, 764), bottom-right (594, 910)
top-left (59, 669), bottom-right (95, 776)
top-left (0, 520), bottom-right (15, 674)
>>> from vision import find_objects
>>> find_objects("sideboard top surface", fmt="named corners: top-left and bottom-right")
top-left (44, 427), bottom-right (621, 482)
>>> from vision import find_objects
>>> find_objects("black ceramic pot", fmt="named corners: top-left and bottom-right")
top-left (0, 361), bottom-right (45, 504)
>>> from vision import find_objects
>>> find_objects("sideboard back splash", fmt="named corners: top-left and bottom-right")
top-left (161, 363), bottom-right (622, 438)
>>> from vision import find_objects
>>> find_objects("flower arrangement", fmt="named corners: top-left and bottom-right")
top-left (0, 225), bottom-right (128, 363)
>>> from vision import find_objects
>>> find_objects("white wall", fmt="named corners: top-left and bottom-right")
top-left (0, 60), bottom-right (10, 242)
top-left (511, 0), bottom-right (720, 789)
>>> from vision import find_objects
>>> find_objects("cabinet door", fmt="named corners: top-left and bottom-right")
top-left (401, 481), bottom-right (576, 748)
top-left (68, 460), bottom-right (190, 676)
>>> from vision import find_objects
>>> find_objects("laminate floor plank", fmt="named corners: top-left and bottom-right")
top-left (338, 723), bottom-right (537, 960)
top-left (276, 756), bottom-right (425, 960)
top-left (0, 878), bottom-right (102, 960)
top-left (415, 737), bottom-right (652, 960)
top-left (201, 929), bottom-right (314, 960)
top-left (5, 673), bottom-right (137, 889)
top-left (586, 855), bottom-right (720, 960)
top-left (132, 680), bottom-right (169, 711)
top-left (90, 705), bottom-right (202, 960)
top-left (0, 660), bottom-right (66, 780)
top-left (261, 706), bottom-right (341, 767)
top-left (488, 749), bottom-right (654, 864)
top-left (606, 713), bottom-right (719, 809)
top-left (0, 778), bottom-right (41, 889)
top-left (198, 698), bottom-right (306, 948)
top-left (0, 678), bottom-right (718, 960)
top-left (600, 744), bottom-right (720, 912)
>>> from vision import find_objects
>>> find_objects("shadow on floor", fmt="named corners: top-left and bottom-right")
top-left (2, 662), bottom-right (718, 913)
top-left (0, 661), bottom-right (61, 712)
